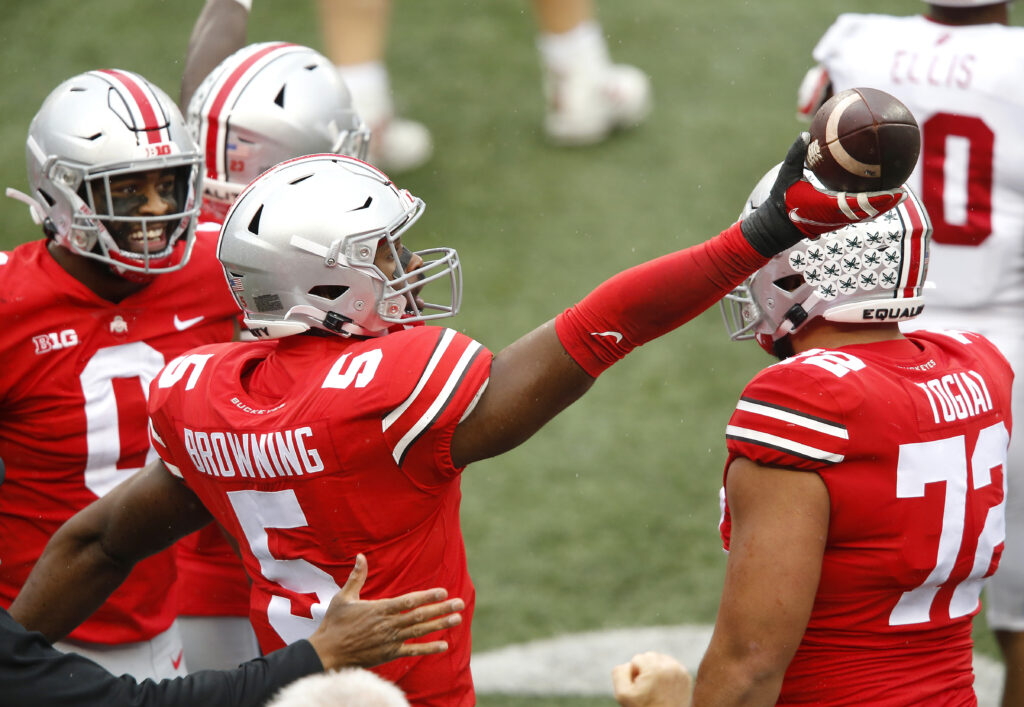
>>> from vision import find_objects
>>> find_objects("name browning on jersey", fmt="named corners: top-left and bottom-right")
top-left (182, 426), bottom-right (325, 479)
top-left (916, 370), bottom-right (993, 425)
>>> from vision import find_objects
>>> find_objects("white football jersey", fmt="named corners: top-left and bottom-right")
top-left (812, 13), bottom-right (1024, 316)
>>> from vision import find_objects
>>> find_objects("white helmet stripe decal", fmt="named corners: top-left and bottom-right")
top-left (201, 42), bottom-right (297, 182)
top-left (837, 192), bottom-right (857, 220)
top-left (856, 192), bottom-right (879, 218)
top-left (898, 190), bottom-right (928, 298)
top-left (95, 69), bottom-right (170, 145)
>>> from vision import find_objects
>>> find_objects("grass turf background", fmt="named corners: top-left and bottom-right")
top-left (2, 2), bottom-right (1016, 704)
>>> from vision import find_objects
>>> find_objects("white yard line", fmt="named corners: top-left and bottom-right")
top-left (472, 625), bottom-right (1002, 705)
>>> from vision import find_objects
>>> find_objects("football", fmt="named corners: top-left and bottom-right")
top-left (806, 87), bottom-right (920, 192)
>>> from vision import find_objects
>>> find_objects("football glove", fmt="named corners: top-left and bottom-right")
top-left (740, 133), bottom-right (907, 257)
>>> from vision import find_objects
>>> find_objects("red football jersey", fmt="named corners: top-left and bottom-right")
top-left (173, 216), bottom-right (252, 618)
top-left (721, 331), bottom-right (1013, 706)
top-left (0, 235), bottom-right (238, 644)
top-left (148, 328), bottom-right (492, 707)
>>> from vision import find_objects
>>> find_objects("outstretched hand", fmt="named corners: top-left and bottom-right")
top-left (307, 554), bottom-right (464, 670)
top-left (612, 651), bottom-right (693, 707)
top-left (740, 133), bottom-right (906, 256)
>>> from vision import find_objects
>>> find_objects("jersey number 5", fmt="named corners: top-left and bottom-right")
top-left (889, 422), bottom-right (1008, 626)
top-left (227, 489), bottom-right (342, 644)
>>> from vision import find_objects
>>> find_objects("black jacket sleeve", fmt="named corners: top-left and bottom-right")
top-left (0, 608), bottom-right (322, 707)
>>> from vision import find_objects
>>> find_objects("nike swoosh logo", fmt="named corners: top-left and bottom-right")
top-left (171, 649), bottom-right (184, 670)
top-left (174, 314), bottom-right (205, 331)
top-left (590, 331), bottom-right (623, 344)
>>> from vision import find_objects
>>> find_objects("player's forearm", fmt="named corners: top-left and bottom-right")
top-left (453, 225), bottom-right (765, 465)
top-left (9, 522), bottom-right (133, 642)
top-left (692, 649), bottom-right (786, 707)
top-left (555, 222), bottom-right (767, 376)
top-left (180, 0), bottom-right (250, 108)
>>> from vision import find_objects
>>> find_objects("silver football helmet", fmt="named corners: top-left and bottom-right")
top-left (722, 163), bottom-right (931, 355)
top-left (218, 154), bottom-right (461, 338)
top-left (19, 69), bottom-right (202, 279)
top-left (188, 42), bottom-right (370, 220)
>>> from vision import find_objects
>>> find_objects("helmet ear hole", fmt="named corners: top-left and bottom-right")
top-left (37, 188), bottom-right (56, 207)
top-left (308, 285), bottom-right (349, 300)
top-left (773, 275), bottom-right (804, 293)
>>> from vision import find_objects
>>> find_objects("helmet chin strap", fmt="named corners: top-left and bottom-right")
top-left (244, 305), bottom-right (388, 340)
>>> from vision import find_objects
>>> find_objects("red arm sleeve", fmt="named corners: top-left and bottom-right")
top-left (555, 222), bottom-right (767, 376)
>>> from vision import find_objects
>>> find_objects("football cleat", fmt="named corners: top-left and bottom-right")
top-left (543, 62), bottom-right (652, 146)
top-left (367, 116), bottom-right (433, 175)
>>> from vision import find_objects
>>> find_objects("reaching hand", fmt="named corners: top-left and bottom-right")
top-left (307, 554), bottom-right (464, 670)
top-left (741, 133), bottom-right (906, 256)
top-left (612, 651), bottom-right (693, 707)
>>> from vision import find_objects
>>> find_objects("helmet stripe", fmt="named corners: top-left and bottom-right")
top-left (898, 192), bottom-right (927, 298)
top-left (202, 42), bottom-right (297, 181)
top-left (96, 69), bottom-right (169, 145)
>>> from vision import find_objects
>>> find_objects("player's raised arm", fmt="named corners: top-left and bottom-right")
top-left (180, 0), bottom-right (251, 109)
top-left (448, 135), bottom-right (907, 466)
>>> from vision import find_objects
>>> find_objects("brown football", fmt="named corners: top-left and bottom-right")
top-left (806, 87), bottom-right (920, 192)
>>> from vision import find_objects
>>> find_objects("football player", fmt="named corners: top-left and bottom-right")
top-left (796, 2), bottom-right (1024, 703)
top-left (176, 30), bottom-right (370, 671)
top-left (9, 137), bottom-right (906, 706)
top-left (696, 165), bottom-right (1012, 704)
top-left (0, 69), bottom-right (244, 680)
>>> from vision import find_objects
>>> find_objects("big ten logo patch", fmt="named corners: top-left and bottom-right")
top-left (145, 143), bottom-right (173, 158)
top-left (34, 329), bottom-right (80, 354)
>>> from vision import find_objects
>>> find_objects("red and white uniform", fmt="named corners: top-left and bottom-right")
top-left (173, 214), bottom-right (252, 624)
top-left (0, 234), bottom-right (237, 644)
top-left (721, 331), bottom-right (1013, 705)
top-left (148, 328), bottom-right (492, 707)
top-left (808, 10), bottom-right (1024, 632)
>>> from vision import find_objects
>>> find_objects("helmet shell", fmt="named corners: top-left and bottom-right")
top-left (26, 69), bottom-right (202, 278)
top-left (722, 163), bottom-right (931, 353)
top-left (188, 43), bottom-right (369, 220)
top-left (218, 154), bottom-right (461, 339)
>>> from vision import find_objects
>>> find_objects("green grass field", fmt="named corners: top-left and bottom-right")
top-left (1, 2), bottom-right (1017, 704)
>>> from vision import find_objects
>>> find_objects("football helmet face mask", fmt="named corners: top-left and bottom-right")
top-left (218, 154), bottom-right (461, 338)
top-left (188, 42), bottom-right (370, 221)
top-left (722, 163), bottom-right (931, 356)
top-left (23, 69), bottom-right (202, 281)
